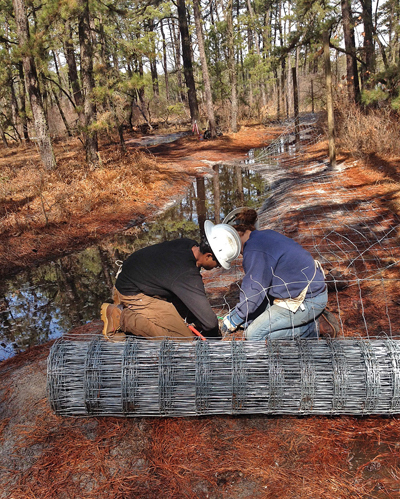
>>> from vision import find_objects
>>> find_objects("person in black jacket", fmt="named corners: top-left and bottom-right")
top-left (101, 223), bottom-right (241, 341)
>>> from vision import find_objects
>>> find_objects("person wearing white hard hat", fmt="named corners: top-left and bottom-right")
top-left (221, 208), bottom-right (328, 340)
top-left (101, 224), bottom-right (240, 341)
top-left (203, 220), bottom-right (241, 270)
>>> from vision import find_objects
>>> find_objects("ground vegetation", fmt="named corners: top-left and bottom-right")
top-left (1, 0), bottom-right (400, 496)
top-left (1, 119), bottom-right (400, 497)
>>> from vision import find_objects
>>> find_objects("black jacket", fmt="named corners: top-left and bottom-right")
top-left (115, 238), bottom-right (219, 336)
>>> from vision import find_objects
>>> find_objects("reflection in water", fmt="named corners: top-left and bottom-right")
top-left (0, 165), bottom-right (269, 360)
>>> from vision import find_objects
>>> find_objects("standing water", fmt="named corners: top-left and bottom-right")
top-left (0, 164), bottom-right (269, 361)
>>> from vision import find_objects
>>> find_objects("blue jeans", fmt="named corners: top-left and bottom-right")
top-left (244, 288), bottom-right (328, 340)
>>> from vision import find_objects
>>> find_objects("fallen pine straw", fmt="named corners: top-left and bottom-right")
top-left (3, 396), bottom-right (400, 499)
top-left (2, 126), bottom-right (400, 497)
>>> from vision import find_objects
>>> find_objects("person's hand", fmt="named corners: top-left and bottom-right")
top-left (220, 310), bottom-right (243, 334)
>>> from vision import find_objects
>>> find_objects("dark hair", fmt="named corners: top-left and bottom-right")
top-left (230, 208), bottom-right (258, 233)
top-left (199, 234), bottom-right (220, 264)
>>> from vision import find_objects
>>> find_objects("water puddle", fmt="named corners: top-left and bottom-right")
top-left (125, 131), bottom-right (190, 147)
top-left (0, 164), bottom-right (269, 361)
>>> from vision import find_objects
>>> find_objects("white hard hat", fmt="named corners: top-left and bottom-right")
top-left (204, 221), bottom-right (241, 269)
top-left (223, 207), bottom-right (260, 229)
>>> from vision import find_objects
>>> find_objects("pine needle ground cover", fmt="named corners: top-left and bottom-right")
top-left (2, 124), bottom-right (400, 498)
top-left (2, 340), bottom-right (400, 498)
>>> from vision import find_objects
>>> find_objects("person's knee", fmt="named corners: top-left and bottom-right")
top-left (245, 327), bottom-right (268, 341)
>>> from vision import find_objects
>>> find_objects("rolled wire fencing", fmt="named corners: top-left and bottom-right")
top-left (47, 335), bottom-right (400, 417)
top-left (47, 114), bottom-right (400, 417)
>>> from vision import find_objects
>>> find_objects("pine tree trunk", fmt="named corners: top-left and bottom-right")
top-left (10, 73), bottom-right (21, 142)
top-left (148, 19), bottom-right (159, 97)
top-left (341, 0), bottom-right (361, 103)
top-left (323, 31), bottom-right (337, 170)
top-left (177, 0), bottom-right (199, 124)
top-left (292, 67), bottom-right (299, 148)
top-left (227, 0), bottom-right (238, 132)
top-left (78, 0), bottom-right (98, 165)
top-left (0, 126), bottom-right (8, 147)
top-left (212, 164), bottom-right (221, 223)
top-left (12, 0), bottom-right (56, 169)
top-left (361, 0), bottom-right (375, 87)
top-left (277, 1), bottom-right (287, 118)
top-left (63, 20), bottom-right (83, 110)
top-left (5, 18), bottom-right (27, 142)
top-left (137, 57), bottom-right (151, 128)
top-left (160, 21), bottom-right (170, 102)
top-left (169, 18), bottom-right (185, 103)
top-left (17, 62), bottom-right (29, 141)
top-left (193, 0), bottom-right (216, 136)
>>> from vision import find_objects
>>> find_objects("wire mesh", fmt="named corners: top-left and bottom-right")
top-left (213, 113), bottom-right (400, 340)
top-left (47, 335), bottom-right (400, 417)
top-left (47, 114), bottom-right (400, 417)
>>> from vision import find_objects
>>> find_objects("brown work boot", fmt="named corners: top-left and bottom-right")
top-left (101, 303), bottom-right (125, 341)
top-left (319, 308), bottom-right (341, 339)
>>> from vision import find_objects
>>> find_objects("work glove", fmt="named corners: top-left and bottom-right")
top-left (221, 309), bottom-right (243, 334)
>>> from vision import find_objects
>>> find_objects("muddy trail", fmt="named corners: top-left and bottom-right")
top-left (2, 120), bottom-right (400, 498)
top-left (0, 125), bottom-right (274, 361)
top-left (0, 125), bottom-right (277, 279)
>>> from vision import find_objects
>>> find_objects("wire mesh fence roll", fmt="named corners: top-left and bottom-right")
top-left (47, 336), bottom-right (400, 417)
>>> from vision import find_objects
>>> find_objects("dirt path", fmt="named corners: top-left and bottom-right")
top-left (0, 126), bottom-right (277, 279)
top-left (2, 125), bottom-right (400, 498)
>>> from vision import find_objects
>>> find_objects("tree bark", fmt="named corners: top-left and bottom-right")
top-left (0, 126), bottom-right (9, 147)
top-left (227, 0), bottom-right (238, 132)
top-left (196, 177), bottom-right (206, 234)
top-left (160, 20), bottom-right (170, 102)
top-left (177, 0), bottom-right (199, 124)
top-left (17, 62), bottom-right (29, 141)
top-left (292, 66), bottom-right (299, 148)
top-left (63, 19), bottom-right (83, 110)
top-left (340, 0), bottom-right (361, 103)
top-left (78, 0), bottom-right (98, 165)
top-left (137, 55), bottom-right (151, 127)
top-left (323, 31), bottom-right (336, 170)
top-left (212, 165), bottom-right (221, 223)
top-left (277, 1), bottom-right (287, 118)
top-left (193, 0), bottom-right (216, 137)
top-left (169, 18), bottom-right (185, 102)
top-left (360, 0), bottom-right (375, 87)
top-left (10, 71), bottom-right (21, 143)
top-left (148, 18), bottom-right (159, 97)
top-left (12, 0), bottom-right (56, 169)
top-left (274, 67), bottom-right (281, 118)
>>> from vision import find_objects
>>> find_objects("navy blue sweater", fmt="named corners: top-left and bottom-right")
top-left (235, 230), bottom-right (326, 321)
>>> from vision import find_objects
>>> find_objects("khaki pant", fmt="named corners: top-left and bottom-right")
top-left (113, 288), bottom-right (194, 341)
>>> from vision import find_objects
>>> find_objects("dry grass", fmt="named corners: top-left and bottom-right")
top-left (0, 143), bottom-right (168, 235)
top-left (335, 99), bottom-right (400, 160)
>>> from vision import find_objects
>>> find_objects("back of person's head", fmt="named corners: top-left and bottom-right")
top-left (199, 235), bottom-right (214, 257)
top-left (225, 208), bottom-right (258, 233)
